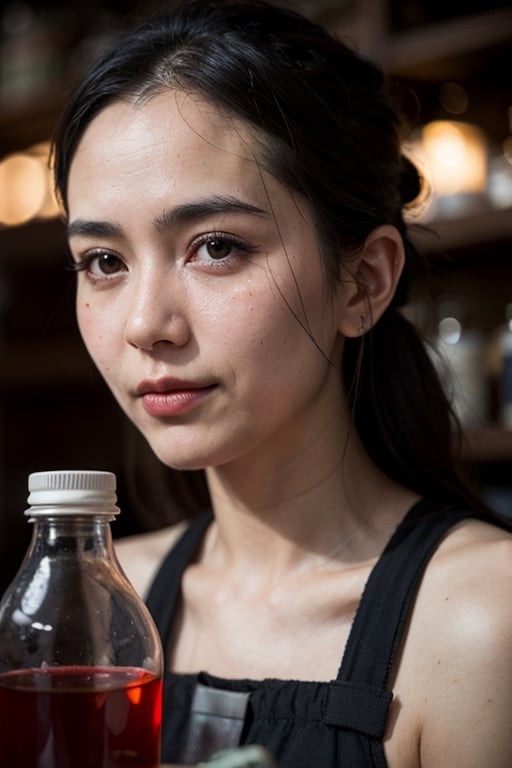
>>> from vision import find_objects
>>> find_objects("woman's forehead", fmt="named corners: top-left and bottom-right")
top-left (75, 90), bottom-right (259, 170)
top-left (67, 89), bottom-right (313, 230)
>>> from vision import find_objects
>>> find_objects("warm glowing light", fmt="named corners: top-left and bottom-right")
top-left (421, 121), bottom-right (487, 196)
top-left (0, 142), bottom-right (59, 226)
top-left (0, 152), bottom-right (47, 226)
top-left (31, 142), bottom-right (60, 219)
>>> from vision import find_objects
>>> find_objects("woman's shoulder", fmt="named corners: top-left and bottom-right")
top-left (413, 515), bottom-right (512, 649)
top-left (394, 515), bottom-right (512, 766)
top-left (114, 520), bottom-right (190, 599)
top-left (431, 513), bottom-right (512, 593)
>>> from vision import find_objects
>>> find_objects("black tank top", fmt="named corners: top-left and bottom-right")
top-left (145, 499), bottom-right (486, 766)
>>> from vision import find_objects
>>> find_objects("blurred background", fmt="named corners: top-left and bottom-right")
top-left (0, 0), bottom-right (511, 593)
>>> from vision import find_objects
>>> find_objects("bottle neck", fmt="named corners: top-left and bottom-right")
top-left (28, 514), bottom-right (116, 560)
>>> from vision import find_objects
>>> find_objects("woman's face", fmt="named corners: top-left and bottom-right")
top-left (67, 91), bottom-right (346, 471)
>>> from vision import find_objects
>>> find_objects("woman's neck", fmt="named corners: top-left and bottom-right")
top-left (203, 423), bottom-right (418, 581)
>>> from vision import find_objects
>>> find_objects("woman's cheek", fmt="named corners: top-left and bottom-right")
top-left (77, 303), bottom-right (96, 340)
top-left (76, 301), bottom-right (91, 340)
top-left (77, 303), bottom-right (108, 364)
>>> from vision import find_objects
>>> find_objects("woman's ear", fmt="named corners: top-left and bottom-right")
top-left (336, 225), bottom-right (405, 338)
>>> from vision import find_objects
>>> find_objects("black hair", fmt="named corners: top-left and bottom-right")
top-left (52, 0), bottom-right (489, 519)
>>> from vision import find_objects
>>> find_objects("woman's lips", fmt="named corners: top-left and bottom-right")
top-left (137, 379), bottom-right (216, 417)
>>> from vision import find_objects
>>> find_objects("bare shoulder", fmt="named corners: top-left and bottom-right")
top-left (114, 520), bottom-right (189, 599)
top-left (427, 516), bottom-right (512, 614)
top-left (426, 517), bottom-right (512, 661)
top-left (403, 517), bottom-right (512, 636)
top-left (396, 517), bottom-right (512, 767)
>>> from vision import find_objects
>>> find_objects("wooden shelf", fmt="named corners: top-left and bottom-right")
top-left (410, 206), bottom-right (512, 254)
top-left (375, 7), bottom-right (512, 79)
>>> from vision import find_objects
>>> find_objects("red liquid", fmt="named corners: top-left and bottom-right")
top-left (0, 665), bottom-right (162, 768)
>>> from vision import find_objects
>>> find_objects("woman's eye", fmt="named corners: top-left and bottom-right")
top-left (72, 250), bottom-right (125, 278)
top-left (192, 233), bottom-right (257, 266)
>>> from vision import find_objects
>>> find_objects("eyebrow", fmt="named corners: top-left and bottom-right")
top-left (67, 195), bottom-right (269, 240)
top-left (153, 195), bottom-right (269, 230)
top-left (67, 219), bottom-right (122, 240)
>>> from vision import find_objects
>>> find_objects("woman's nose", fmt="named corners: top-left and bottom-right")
top-left (123, 270), bottom-right (190, 350)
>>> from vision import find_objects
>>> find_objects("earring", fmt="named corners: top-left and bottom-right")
top-left (359, 314), bottom-right (366, 335)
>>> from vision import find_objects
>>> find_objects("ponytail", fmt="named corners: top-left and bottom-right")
top-left (344, 306), bottom-right (489, 513)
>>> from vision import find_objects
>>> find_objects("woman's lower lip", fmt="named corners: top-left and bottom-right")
top-left (141, 387), bottom-right (215, 417)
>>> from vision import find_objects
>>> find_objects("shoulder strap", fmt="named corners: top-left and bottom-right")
top-left (323, 501), bottom-right (483, 747)
top-left (337, 501), bottom-right (478, 686)
top-left (145, 511), bottom-right (213, 640)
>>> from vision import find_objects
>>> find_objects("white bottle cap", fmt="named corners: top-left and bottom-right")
top-left (26, 470), bottom-right (120, 516)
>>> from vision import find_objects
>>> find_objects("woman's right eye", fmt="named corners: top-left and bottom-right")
top-left (70, 250), bottom-right (126, 279)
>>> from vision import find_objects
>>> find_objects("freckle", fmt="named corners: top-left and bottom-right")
top-left (487, 698), bottom-right (492, 704)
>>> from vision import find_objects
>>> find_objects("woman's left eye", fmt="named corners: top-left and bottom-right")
top-left (191, 233), bottom-right (256, 266)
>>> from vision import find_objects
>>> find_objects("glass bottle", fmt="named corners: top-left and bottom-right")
top-left (0, 469), bottom-right (163, 768)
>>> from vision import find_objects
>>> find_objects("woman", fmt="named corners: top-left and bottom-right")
top-left (52, 1), bottom-right (512, 765)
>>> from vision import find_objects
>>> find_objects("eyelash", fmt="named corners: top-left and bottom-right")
top-left (68, 232), bottom-right (259, 279)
